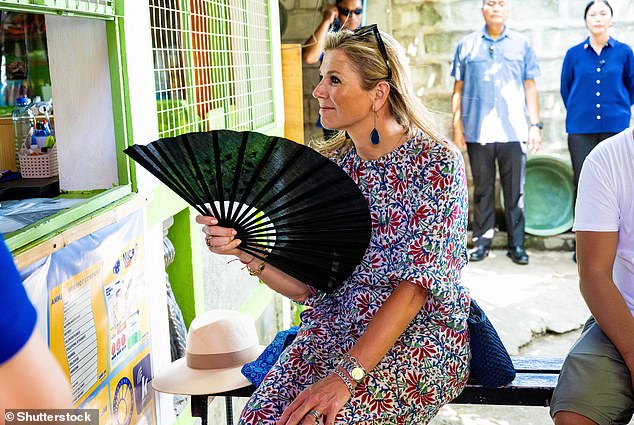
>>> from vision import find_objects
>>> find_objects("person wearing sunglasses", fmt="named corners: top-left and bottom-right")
top-left (303, 1), bottom-right (364, 141)
top-left (200, 24), bottom-right (471, 425)
top-left (451, 0), bottom-right (542, 266)
top-left (302, 0), bottom-right (364, 65)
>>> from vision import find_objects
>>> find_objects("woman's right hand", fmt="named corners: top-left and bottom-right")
top-left (195, 215), bottom-right (254, 264)
top-left (197, 215), bottom-right (311, 302)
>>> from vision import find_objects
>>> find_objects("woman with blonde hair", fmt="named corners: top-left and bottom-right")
top-left (198, 25), bottom-right (470, 424)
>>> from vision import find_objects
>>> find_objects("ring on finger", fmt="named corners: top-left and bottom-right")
top-left (308, 410), bottom-right (322, 420)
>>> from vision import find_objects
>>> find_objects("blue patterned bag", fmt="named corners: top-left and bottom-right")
top-left (468, 299), bottom-right (516, 388)
top-left (241, 326), bottom-right (299, 387)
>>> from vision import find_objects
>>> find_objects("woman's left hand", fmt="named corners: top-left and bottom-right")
top-left (278, 373), bottom-right (352, 425)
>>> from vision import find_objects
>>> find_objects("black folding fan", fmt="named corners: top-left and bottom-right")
top-left (124, 130), bottom-right (372, 293)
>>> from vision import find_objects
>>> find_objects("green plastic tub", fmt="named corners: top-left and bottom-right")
top-left (523, 155), bottom-right (574, 236)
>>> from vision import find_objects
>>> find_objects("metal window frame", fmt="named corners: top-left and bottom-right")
top-left (149, 0), bottom-right (282, 138)
top-left (0, 0), bottom-right (115, 19)
top-left (3, 0), bottom-right (133, 252)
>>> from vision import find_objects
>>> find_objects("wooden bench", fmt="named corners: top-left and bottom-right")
top-left (190, 356), bottom-right (563, 425)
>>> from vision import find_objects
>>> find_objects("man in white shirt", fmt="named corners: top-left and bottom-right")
top-left (550, 127), bottom-right (634, 424)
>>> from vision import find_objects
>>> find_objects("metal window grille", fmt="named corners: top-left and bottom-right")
top-left (150, 0), bottom-right (275, 138)
top-left (0, 0), bottom-right (114, 17)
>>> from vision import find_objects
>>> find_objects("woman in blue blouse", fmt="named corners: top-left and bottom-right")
top-left (561, 0), bottom-right (634, 194)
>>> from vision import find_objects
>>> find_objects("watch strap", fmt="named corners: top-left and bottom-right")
top-left (339, 353), bottom-right (366, 383)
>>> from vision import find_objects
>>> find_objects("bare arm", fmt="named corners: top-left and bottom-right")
top-left (451, 80), bottom-right (466, 149)
top-left (196, 215), bottom-right (311, 303)
top-left (577, 230), bottom-right (634, 388)
top-left (524, 79), bottom-right (542, 154)
top-left (239, 254), bottom-right (311, 303)
top-left (348, 280), bottom-right (428, 371)
top-left (198, 213), bottom-right (430, 425)
top-left (302, 6), bottom-right (338, 64)
top-left (279, 280), bottom-right (428, 425)
top-left (0, 330), bottom-right (73, 417)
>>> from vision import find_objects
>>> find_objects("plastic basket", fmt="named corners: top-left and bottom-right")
top-left (19, 147), bottom-right (59, 178)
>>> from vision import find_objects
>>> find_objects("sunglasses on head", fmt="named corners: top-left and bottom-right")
top-left (337, 6), bottom-right (363, 16)
top-left (352, 24), bottom-right (393, 82)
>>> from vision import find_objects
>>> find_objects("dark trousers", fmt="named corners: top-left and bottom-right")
top-left (568, 133), bottom-right (616, 201)
top-left (467, 142), bottom-right (526, 248)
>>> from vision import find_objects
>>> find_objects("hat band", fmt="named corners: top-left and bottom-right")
top-left (186, 344), bottom-right (259, 370)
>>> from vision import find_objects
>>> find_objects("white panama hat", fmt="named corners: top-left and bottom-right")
top-left (152, 310), bottom-right (265, 395)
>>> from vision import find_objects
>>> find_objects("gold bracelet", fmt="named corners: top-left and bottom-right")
top-left (247, 260), bottom-right (266, 276)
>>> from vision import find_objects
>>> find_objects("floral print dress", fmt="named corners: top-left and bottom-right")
top-left (239, 132), bottom-right (471, 425)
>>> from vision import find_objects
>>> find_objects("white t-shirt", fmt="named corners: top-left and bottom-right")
top-left (574, 128), bottom-right (634, 314)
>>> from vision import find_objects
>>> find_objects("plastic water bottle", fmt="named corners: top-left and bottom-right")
top-left (12, 96), bottom-right (35, 172)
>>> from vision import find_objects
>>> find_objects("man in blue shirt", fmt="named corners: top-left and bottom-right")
top-left (451, 0), bottom-right (542, 265)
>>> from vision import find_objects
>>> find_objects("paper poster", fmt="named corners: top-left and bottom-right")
top-left (49, 262), bottom-right (108, 404)
top-left (21, 210), bottom-right (155, 425)
top-left (108, 349), bottom-right (154, 425)
top-left (104, 241), bottom-right (149, 370)
top-left (81, 346), bottom-right (155, 425)
top-left (81, 386), bottom-right (112, 425)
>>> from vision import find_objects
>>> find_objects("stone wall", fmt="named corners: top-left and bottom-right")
top-left (281, 0), bottom-right (634, 157)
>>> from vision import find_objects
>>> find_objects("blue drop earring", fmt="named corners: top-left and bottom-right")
top-left (370, 109), bottom-right (380, 145)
